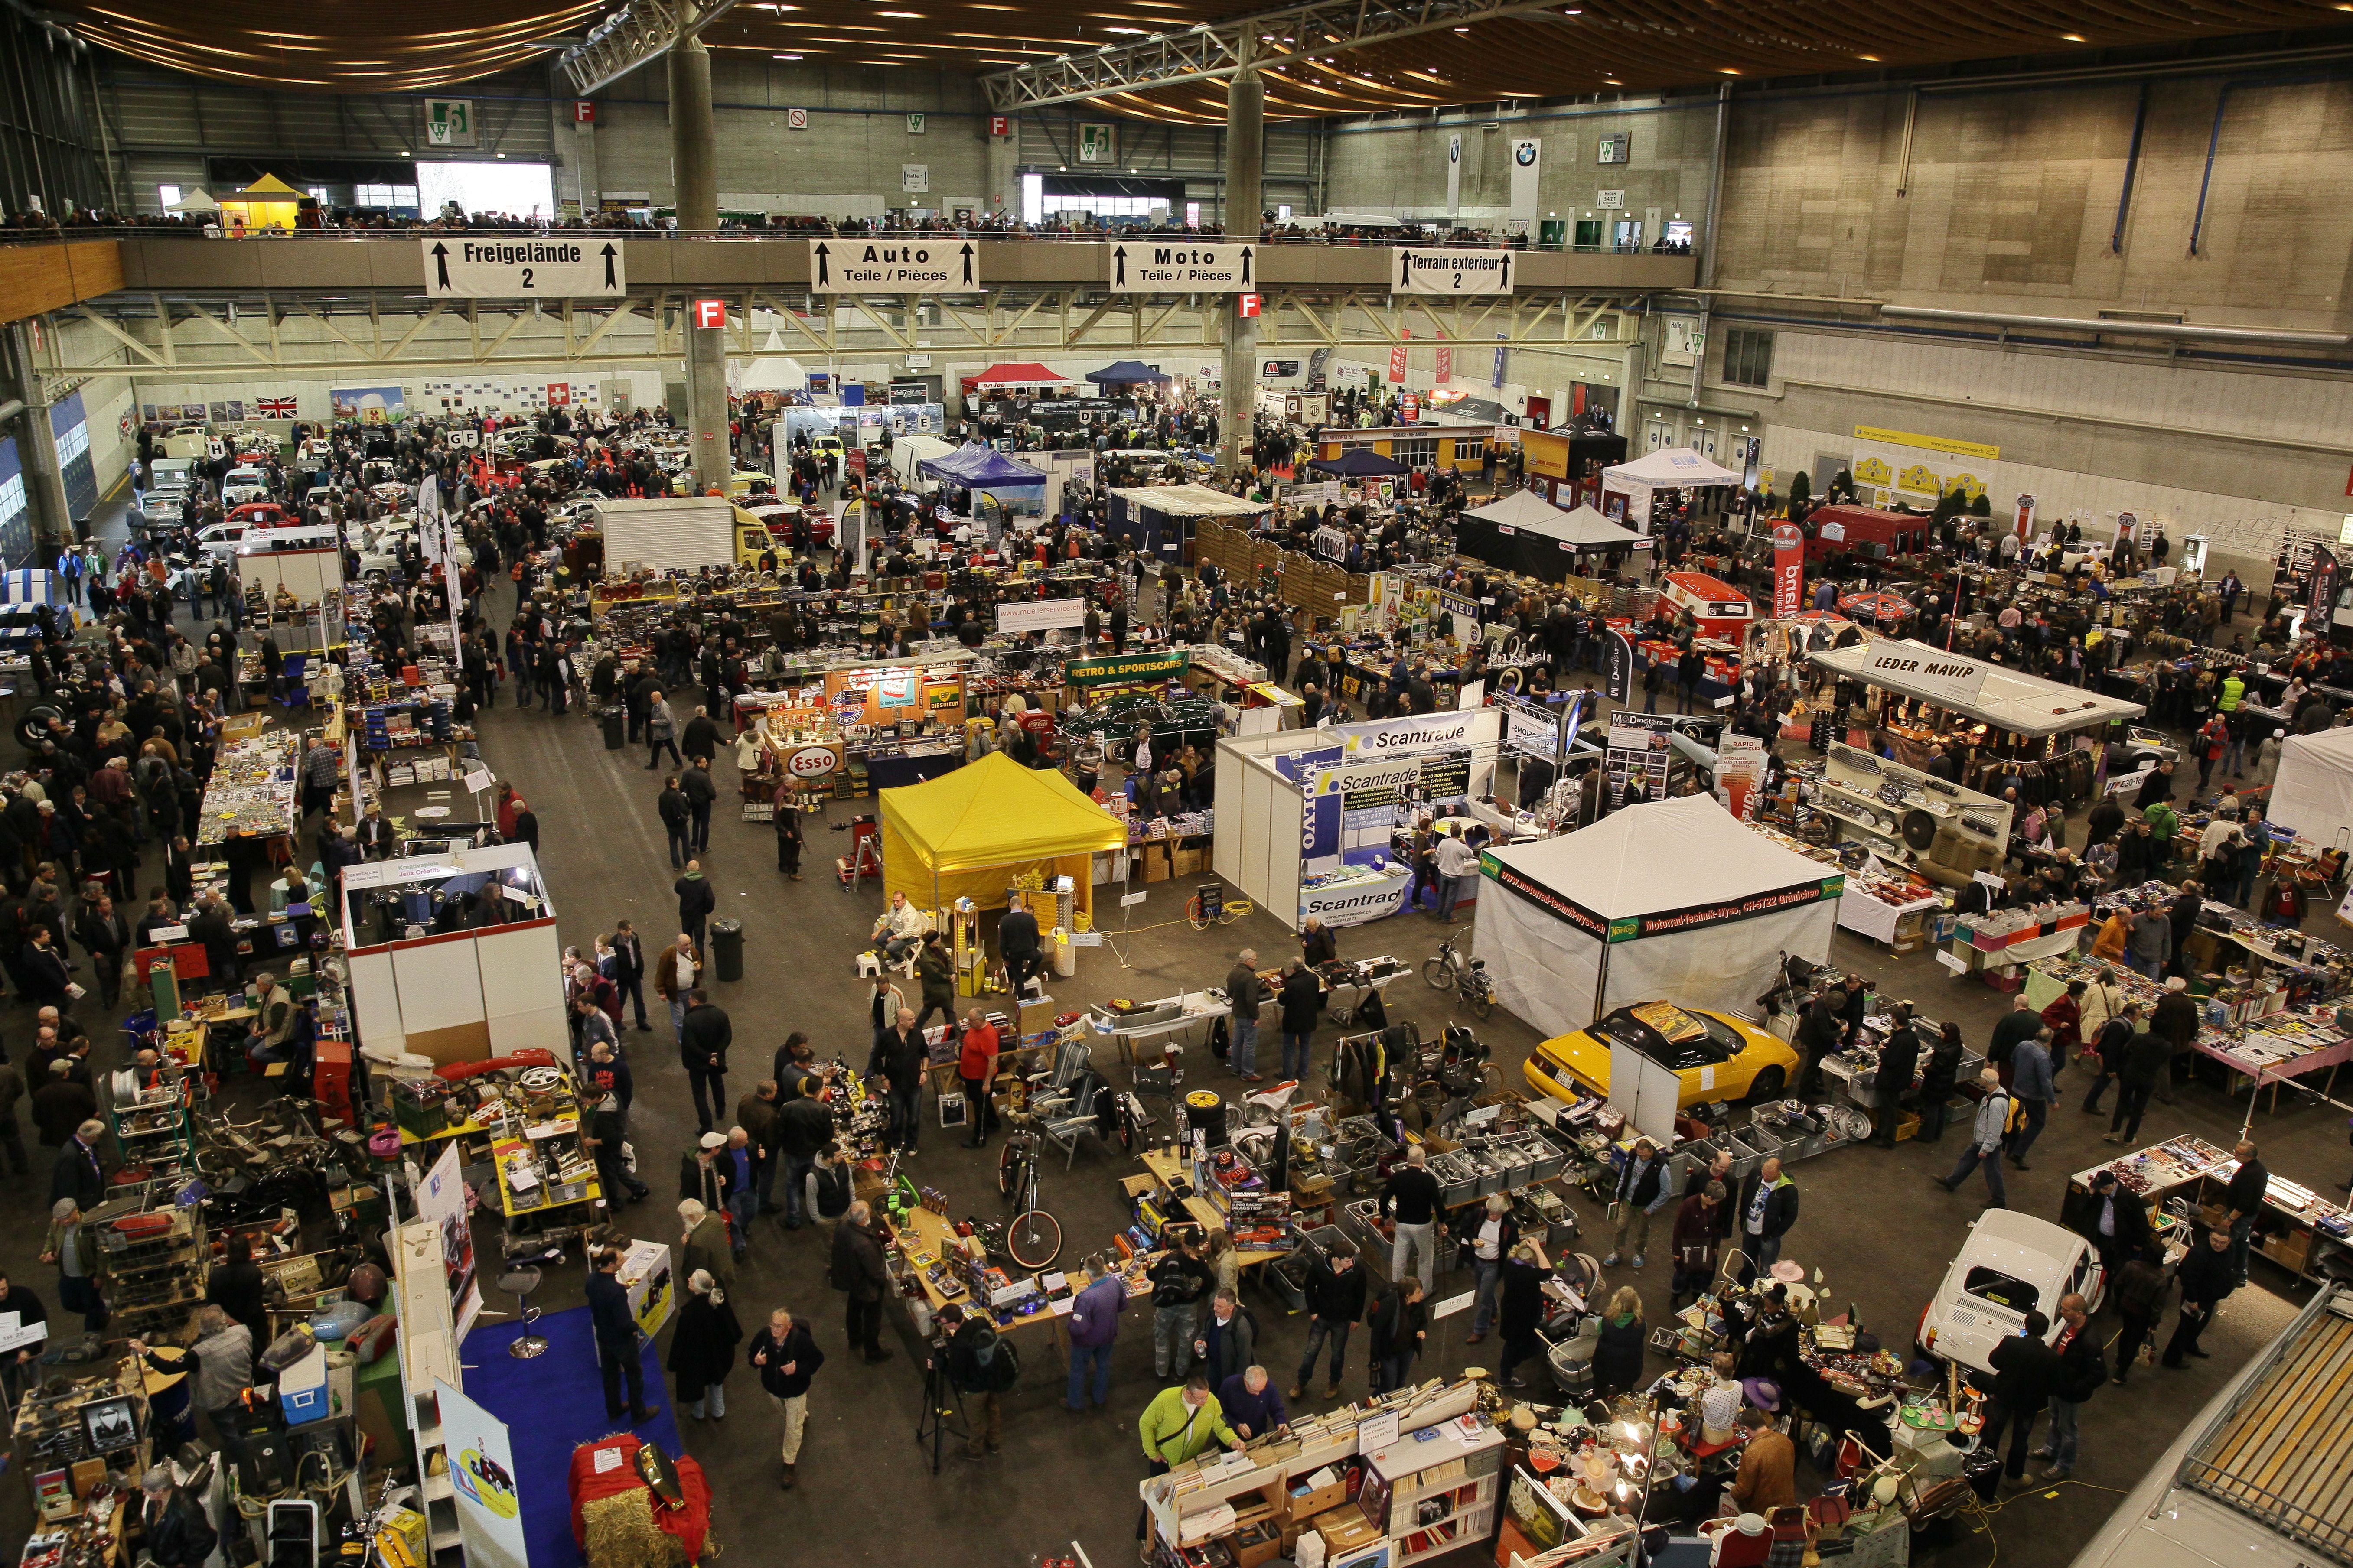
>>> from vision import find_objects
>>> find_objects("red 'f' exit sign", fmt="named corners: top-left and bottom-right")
top-left (691, 298), bottom-right (727, 329)
top-left (1237, 293), bottom-right (1261, 318)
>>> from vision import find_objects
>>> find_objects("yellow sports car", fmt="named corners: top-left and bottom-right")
top-left (1522, 1000), bottom-right (1801, 1110)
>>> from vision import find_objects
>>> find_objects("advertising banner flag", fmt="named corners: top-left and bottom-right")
top-left (1446, 133), bottom-right (1463, 217)
top-left (1388, 344), bottom-right (1408, 383)
top-left (1508, 137), bottom-right (1541, 219)
top-left (1771, 522), bottom-right (1805, 618)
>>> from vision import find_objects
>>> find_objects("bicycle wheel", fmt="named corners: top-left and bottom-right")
top-left (997, 1143), bottom-right (1024, 1200)
top-left (1421, 956), bottom-right (1456, 991)
top-left (1007, 1207), bottom-right (1062, 1270)
top-left (1468, 988), bottom-right (1494, 1021)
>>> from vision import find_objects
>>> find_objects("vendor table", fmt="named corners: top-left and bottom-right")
top-left (1837, 885), bottom-right (1939, 947)
top-left (2195, 1009), bottom-right (2353, 1110)
top-left (2198, 1157), bottom-right (2353, 1285)
top-left (1093, 990), bottom-right (1229, 1071)
top-left (1947, 919), bottom-right (2086, 977)
top-left (890, 1203), bottom-right (1147, 1350)
top-left (1135, 1148), bottom-right (1293, 1271)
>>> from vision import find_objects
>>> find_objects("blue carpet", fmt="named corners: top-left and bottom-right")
top-left (466, 1307), bottom-right (681, 1568)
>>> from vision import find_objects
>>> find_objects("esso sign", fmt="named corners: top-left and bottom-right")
top-left (786, 746), bottom-right (839, 779)
top-left (691, 298), bottom-right (727, 330)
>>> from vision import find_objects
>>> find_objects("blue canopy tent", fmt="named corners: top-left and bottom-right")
top-left (918, 441), bottom-right (1048, 520)
top-left (1085, 361), bottom-right (1172, 387)
top-left (1305, 446), bottom-right (1409, 478)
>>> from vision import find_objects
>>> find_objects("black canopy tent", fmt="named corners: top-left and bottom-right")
top-left (1305, 446), bottom-right (1409, 478)
top-left (1454, 491), bottom-right (1648, 582)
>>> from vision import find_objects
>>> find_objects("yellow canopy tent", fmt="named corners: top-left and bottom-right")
top-left (220, 173), bottom-right (302, 233)
top-left (878, 752), bottom-right (1126, 918)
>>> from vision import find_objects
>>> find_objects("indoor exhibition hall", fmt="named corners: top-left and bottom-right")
top-left (2, 3), bottom-right (2352, 1568)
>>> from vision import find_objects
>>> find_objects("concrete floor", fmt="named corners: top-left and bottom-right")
top-left (1, 504), bottom-right (2342, 1567)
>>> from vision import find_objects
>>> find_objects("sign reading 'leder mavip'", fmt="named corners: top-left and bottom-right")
top-left (808, 239), bottom-right (978, 293)
top-left (1393, 247), bottom-right (1516, 294)
top-left (1107, 241), bottom-right (1258, 292)
top-left (1861, 640), bottom-right (1990, 709)
top-left (422, 237), bottom-right (624, 298)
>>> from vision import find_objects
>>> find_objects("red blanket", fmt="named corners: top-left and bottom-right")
top-left (567, 1434), bottom-right (711, 1563)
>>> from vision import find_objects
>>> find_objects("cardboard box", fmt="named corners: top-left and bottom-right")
top-left (1142, 844), bottom-right (1173, 882)
top-left (1018, 996), bottom-right (1058, 1035)
top-left (1231, 1524), bottom-right (1281, 1568)
top-left (1315, 1505), bottom-right (1382, 1552)
top-left (1285, 1468), bottom-right (1350, 1521)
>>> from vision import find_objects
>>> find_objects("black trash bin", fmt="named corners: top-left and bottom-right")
top-left (601, 704), bottom-right (626, 750)
top-left (710, 917), bottom-right (744, 982)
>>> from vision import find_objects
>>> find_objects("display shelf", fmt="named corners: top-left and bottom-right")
top-left (1397, 1498), bottom-right (1497, 1564)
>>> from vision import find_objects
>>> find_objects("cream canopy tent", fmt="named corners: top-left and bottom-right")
top-left (166, 187), bottom-right (221, 214)
top-left (1471, 794), bottom-right (1842, 1038)
top-left (2265, 727), bottom-right (2353, 848)
top-left (1600, 446), bottom-right (1745, 534)
top-left (733, 356), bottom-right (808, 395)
top-left (878, 751), bottom-right (1128, 917)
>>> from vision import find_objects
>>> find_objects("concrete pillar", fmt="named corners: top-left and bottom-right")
top-left (1217, 64), bottom-right (1262, 476)
top-left (4, 323), bottom-right (75, 559)
top-left (668, 33), bottom-right (728, 492)
top-left (986, 124), bottom-right (1019, 220)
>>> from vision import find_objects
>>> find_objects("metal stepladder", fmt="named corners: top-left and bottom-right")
top-left (837, 813), bottom-right (883, 890)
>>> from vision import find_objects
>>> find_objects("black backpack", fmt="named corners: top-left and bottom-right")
top-left (965, 1321), bottom-right (1021, 1391)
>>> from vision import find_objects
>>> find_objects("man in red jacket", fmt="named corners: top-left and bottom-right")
top-left (958, 1008), bottom-right (999, 1149)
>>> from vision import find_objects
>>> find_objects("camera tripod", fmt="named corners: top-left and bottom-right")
top-left (913, 1342), bottom-right (970, 1475)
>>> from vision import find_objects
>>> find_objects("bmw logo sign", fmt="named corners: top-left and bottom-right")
top-left (1515, 142), bottom-right (1538, 167)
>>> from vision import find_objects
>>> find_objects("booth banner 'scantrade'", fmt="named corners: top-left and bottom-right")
top-left (996, 597), bottom-right (1088, 634)
top-left (421, 237), bottom-right (624, 298)
top-left (1300, 870), bottom-right (1416, 929)
top-left (1066, 649), bottom-right (1188, 687)
top-left (1108, 241), bottom-right (1257, 292)
top-left (808, 238), bottom-right (980, 293)
top-left (1861, 641), bottom-right (1989, 707)
top-left (1393, 248), bottom-right (1515, 294)
top-left (1338, 708), bottom-right (1488, 756)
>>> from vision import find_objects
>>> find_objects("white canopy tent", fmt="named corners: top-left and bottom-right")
top-left (1600, 446), bottom-right (1744, 536)
top-left (166, 187), bottom-right (222, 214)
top-left (1471, 795), bottom-right (1842, 1038)
top-left (732, 355), bottom-right (808, 394)
top-left (1106, 483), bottom-right (1267, 517)
top-left (2265, 728), bottom-right (2353, 847)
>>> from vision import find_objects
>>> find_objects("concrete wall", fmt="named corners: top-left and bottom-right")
top-left (1321, 99), bottom-right (1720, 234)
top-left (1713, 76), bottom-right (2353, 330)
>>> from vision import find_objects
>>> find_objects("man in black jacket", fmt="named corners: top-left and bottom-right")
top-left (586, 1246), bottom-right (654, 1422)
top-left (2164, 1226), bottom-right (2237, 1366)
top-left (2072, 1169), bottom-right (2152, 1276)
top-left (747, 1306), bottom-right (825, 1487)
top-left (1870, 1006), bottom-right (1921, 1148)
top-left (1288, 1249), bottom-right (1366, 1401)
top-left (2224, 1140), bottom-right (2268, 1287)
top-left (997, 894), bottom-right (1043, 1000)
top-left (867, 1006), bottom-right (927, 1155)
top-left (679, 760), bottom-right (718, 855)
top-left (2103, 1025), bottom-right (2173, 1145)
top-left (610, 920), bottom-right (650, 1031)
top-left (679, 990), bottom-right (732, 1135)
top-left (2079, 1002), bottom-right (2140, 1115)
top-left (133, 1466), bottom-right (217, 1568)
top-left (830, 1201), bottom-right (892, 1362)
top-left (1980, 1308), bottom-right (2061, 1483)
top-left (2030, 1292), bottom-right (2103, 1483)
top-left (1794, 987), bottom-right (1844, 1098)
top-left (941, 1301), bottom-right (1023, 1457)
top-left (1382, 1145), bottom-right (1444, 1291)
top-left (775, 1077), bottom-right (834, 1230)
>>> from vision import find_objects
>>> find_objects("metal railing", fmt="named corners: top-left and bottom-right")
top-left (0, 220), bottom-right (1693, 257)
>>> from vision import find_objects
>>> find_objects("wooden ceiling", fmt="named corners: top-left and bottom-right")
top-left (58, 0), bottom-right (2350, 116)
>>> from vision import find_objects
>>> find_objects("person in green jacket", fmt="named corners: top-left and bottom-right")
top-left (2144, 801), bottom-right (2179, 870)
top-left (1140, 1374), bottom-right (1241, 1471)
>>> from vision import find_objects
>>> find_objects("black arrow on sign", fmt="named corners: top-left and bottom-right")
top-left (1498, 250), bottom-right (1511, 289)
top-left (1238, 245), bottom-right (1252, 285)
top-left (1399, 249), bottom-right (1412, 287)
top-left (430, 241), bottom-right (452, 291)
top-left (1112, 245), bottom-right (1128, 286)
top-left (958, 242), bottom-right (975, 286)
top-left (814, 241), bottom-right (831, 286)
top-left (600, 242), bottom-right (618, 290)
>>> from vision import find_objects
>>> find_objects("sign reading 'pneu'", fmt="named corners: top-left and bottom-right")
top-left (808, 240), bottom-right (980, 293)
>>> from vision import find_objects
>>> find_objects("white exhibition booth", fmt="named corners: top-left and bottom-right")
top-left (1215, 707), bottom-right (1504, 931)
top-left (1472, 795), bottom-right (1841, 1038)
top-left (2266, 726), bottom-right (2353, 847)
top-left (340, 843), bottom-right (569, 1067)
top-left (1600, 447), bottom-right (1742, 534)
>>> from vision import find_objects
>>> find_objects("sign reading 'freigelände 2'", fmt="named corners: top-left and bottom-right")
top-left (808, 239), bottom-right (980, 293)
top-left (421, 237), bottom-right (625, 298)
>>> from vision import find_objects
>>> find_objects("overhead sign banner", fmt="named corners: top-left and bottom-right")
top-left (424, 98), bottom-right (475, 148)
top-left (1394, 248), bottom-right (1514, 294)
top-left (1108, 241), bottom-right (1257, 292)
top-left (1861, 640), bottom-right (1990, 709)
top-left (996, 596), bottom-right (1088, 634)
top-left (1771, 522), bottom-right (1805, 618)
top-left (1065, 649), bottom-right (1188, 687)
top-left (1508, 137), bottom-right (1542, 219)
top-left (1446, 133), bottom-right (1463, 217)
top-left (1079, 123), bottom-right (1116, 163)
top-left (422, 237), bottom-right (623, 298)
top-left (808, 238), bottom-right (978, 293)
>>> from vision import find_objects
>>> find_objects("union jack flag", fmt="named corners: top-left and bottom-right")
top-left (256, 396), bottom-right (297, 417)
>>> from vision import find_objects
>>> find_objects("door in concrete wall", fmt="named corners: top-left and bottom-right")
top-left (606, 381), bottom-right (632, 414)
